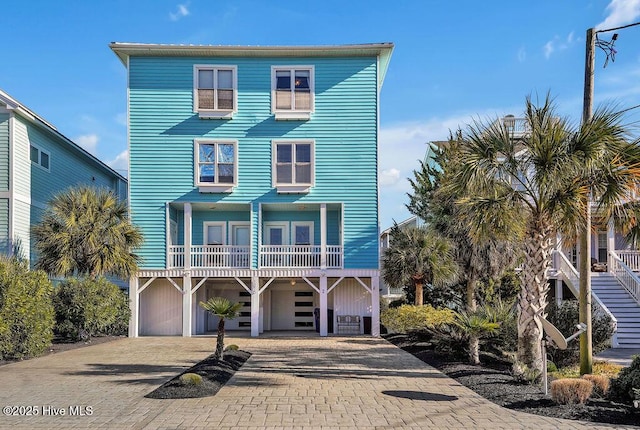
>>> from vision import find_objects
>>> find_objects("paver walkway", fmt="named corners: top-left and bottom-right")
top-left (0, 335), bottom-right (635, 429)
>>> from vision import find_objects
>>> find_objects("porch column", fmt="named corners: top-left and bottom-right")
top-left (555, 279), bottom-right (563, 306)
top-left (182, 274), bottom-right (192, 337)
top-left (184, 202), bottom-right (192, 270)
top-left (128, 276), bottom-right (139, 338)
top-left (319, 274), bottom-right (328, 336)
top-left (371, 276), bottom-right (380, 337)
top-left (320, 203), bottom-right (327, 269)
top-left (251, 275), bottom-right (260, 337)
top-left (607, 218), bottom-right (615, 271)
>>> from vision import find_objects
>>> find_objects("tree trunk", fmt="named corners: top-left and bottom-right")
top-left (215, 318), bottom-right (225, 360)
top-left (414, 279), bottom-right (424, 306)
top-left (517, 224), bottom-right (553, 373)
top-left (466, 271), bottom-right (480, 364)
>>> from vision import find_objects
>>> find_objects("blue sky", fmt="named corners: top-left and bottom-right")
top-left (2, 0), bottom-right (640, 229)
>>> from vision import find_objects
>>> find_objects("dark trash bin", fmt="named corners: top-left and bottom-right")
top-left (314, 308), bottom-right (334, 333)
top-left (363, 316), bottom-right (372, 335)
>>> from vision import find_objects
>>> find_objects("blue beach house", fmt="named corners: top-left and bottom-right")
top-left (0, 89), bottom-right (127, 266)
top-left (110, 42), bottom-right (393, 337)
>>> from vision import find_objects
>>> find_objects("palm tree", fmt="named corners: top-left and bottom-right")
top-left (382, 225), bottom-right (459, 306)
top-left (33, 186), bottom-right (143, 278)
top-left (200, 297), bottom-right (242, 360)
top-left (409, 136), bottom-right (520, 364)
top-left (450, 95), bottom-right (640, 373)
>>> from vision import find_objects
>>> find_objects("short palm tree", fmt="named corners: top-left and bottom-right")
top-left (33, 186), bottom-right (142, 278)
top-left (200, 297), bottom-right (242, 360)
top-left (450, 95), bottom-right (640, 373)
top-left (382, 225), bottom-right (459, 306)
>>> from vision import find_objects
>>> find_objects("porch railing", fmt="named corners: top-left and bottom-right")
top-left (259, 245), bottom-right (343, 268)
top-left (553, 250), bottom-right (618, 340)
top-left (609, 251), bottom-right (640, 305)
top-left (614, 250), bottom-right (640, 271)
top-left (168, 245), bottom-right (250, 269)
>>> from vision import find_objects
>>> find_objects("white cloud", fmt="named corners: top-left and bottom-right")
top-left (108, 150), bottom-right (129, 176)
top-left (75, 133), bottom-right (99, 155)
top-left (379, 168), bottom-right (401, 187)
top-left (170, 3), bottom-right (190, 21)
top-left (543, 32), bottom-right (577, 59)
top-left (597, 0), bottom-right (640, 30)
top-left (517, 46), bottom-right (527, 63)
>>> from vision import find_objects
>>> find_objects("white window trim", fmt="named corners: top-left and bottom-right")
top-left (263, 222), bottom-right (289, 245)
top-left (292, 221), bottom-right (314, 246)
top-left (30, 144), bottom-right (50, 172)
top-left (194, 139), bottom-right (238, 193)
top-left (271, 65), bottom-right (314, 120)
top-left (229, 221), bottom-right (250, 245)
top-left (193, 64), bottom-right (238, 119)
top-left (272, 140), bottom-right (314, 194)
top-left (203, 221), bottom-right (227, 246)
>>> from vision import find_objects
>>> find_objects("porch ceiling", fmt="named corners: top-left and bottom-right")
top-left (261, 203), bottom-right (342, 212)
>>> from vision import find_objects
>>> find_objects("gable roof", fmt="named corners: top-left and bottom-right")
top-left (109, 42), bottom-right (394, 88)
top-left (0, 89), bottom-right (126, 182)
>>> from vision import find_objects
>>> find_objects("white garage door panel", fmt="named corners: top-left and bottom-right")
top-left (140, 280), bottom-right (182, 336)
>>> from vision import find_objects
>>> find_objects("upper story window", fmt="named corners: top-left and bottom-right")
top-left (273, 141), bottom-right (313, 193)
top-left (271, 66), bottom-right (314, 120)
top-left (195, 140), bottom-right (237, 193)
top-left (194, 65), bottom-right (237, 119)
top-left (30, 145), bottom-right (50, 171)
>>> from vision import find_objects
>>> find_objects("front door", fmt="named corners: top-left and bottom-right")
top-left (231, 224), bottom-right (250, 267)
top-left (271, 290), bottom-right (295, 330)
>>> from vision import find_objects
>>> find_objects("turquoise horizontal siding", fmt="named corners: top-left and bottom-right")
top-left (129, 55), bottom-right (379, 269)
top-left (0, 113), bottom-right (9, 192)
top-left (191, 210), bottom-right (250, 245)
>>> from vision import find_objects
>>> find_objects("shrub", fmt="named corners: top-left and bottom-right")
top-left (547, 361), bottom-right (558, 373)
top-left (550, 378), bottom-right (593, 405)
top-left (380, 304), bottom-right (455, 334)
top-left (582, 374), bottom-right (610, 397)
top-left (608, 355), bottom-right (640, 404)
top-left (0, 258), bottom-right (55, 360)
top-left (53, 277), bottom-right (130, 341)
top-left (545, 300), bottom-right (614, 367)
top-left (551, 360), bottom-right (623, 379)
top-left (225, 344), bottom-right (239, 351)
top-left (179, 373), bottom-right (203, 386)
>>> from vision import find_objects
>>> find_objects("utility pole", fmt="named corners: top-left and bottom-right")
top-left (579, 27), bottom-right (595, 376)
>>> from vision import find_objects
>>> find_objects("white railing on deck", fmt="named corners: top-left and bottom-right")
top-left (553, 250), bottom-right (618, 338)
top-left (259, 245), bottom-right (342, 268)
top-left (191, 245), bottom-right (250, 268)
top-left (168, 245), bottom-right (185, 269)
top-left (614, 250), bottom-right (640, 272)
top-left (609, 251), bottom-right (640, 305)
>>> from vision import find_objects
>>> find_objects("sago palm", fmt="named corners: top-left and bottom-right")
top-left (382, 225), bottom-right (459, 306)
top-left (449, 95), bottom-right (640, 373)
top-left (200, 297), bottom-right (242, 360)
top-left (33, 186), bottom-right (143, 278)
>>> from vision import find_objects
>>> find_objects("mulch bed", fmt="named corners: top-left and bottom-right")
top-left (385, 333), bottom-right (640, 427)
top-left (146, 350), bottom-right (251, 399)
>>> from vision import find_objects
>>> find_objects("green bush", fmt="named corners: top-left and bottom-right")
top-left (545, 300), bottom-right (614, 367)
top-left (381, 304), bottom-right (455, 333)
top-left (225, 344), bottom-right (239, 351)
top-left (0, 257), bottom-right (54, 360)
top-left (179, 372), bottom-right (203, 386)
top-left (54, 277), bottom-right (130, 341)
top-left (608, 355), bottom-right (640, 404)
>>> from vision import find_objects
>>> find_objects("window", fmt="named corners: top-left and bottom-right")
top-left (272, 66), bottom-right (314, 119)
top-left (273, 141), bottom-right (313, 192)
top-left (293, 222), bottom-right (313, 245)
top-left (194, 140), bottom-right (237, 192)
top-left (30, 145), bottom-right (50, 171)
top-left (204, 222), bottom-right (226, 245)
top-left (194, 65), bottom-right (237, 118)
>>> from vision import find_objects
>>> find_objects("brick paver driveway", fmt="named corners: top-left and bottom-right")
top-left (0, 335), bottom-right (632, 429)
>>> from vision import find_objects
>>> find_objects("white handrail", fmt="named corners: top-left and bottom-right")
top-left (609, 251), bottom-right (640, 305)
top-left (553, 249), bottom-right (618, 329)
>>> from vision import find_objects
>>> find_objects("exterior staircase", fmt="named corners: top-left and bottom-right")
top-left (591, 273), bottom-right (640, 349)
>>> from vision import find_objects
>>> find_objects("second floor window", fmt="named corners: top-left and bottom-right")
top-left (194, 66), bottom-right (237, 116)
top-left (274, 142), bottom-right (313, 186)
top-left (272, 66), bottom-right (314, 116)
top-left (30, 145), bottom-right (50, 171)
top-left (195, 141), bottom-right (236, 187)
